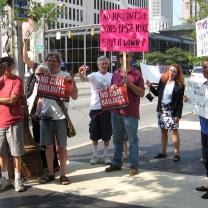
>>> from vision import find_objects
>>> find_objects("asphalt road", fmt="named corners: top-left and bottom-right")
top-left (67, 78), bottom-right (193, 149)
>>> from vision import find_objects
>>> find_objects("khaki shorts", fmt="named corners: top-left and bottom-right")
top-left (0, 122), bottom-right (25, 156)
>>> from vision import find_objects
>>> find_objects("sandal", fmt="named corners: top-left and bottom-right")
top-left (59, 175), bottom-right (70, 185)
top-left (38, 174), bottom-right (55, 184)
top-left (154, 153), bottom-right (167, 159)
top-left (173, 155), bottom-right (180, 161)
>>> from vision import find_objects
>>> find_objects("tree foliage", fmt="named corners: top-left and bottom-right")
top-left (144, 48), bottom-right (190, 66)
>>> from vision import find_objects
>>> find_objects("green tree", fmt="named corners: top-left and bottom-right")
top-left (144, 48), bottom-right (189, 66)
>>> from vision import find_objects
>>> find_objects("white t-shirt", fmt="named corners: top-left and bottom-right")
top-left (162, 81), bottom-right (175, 104)
top-left (41, 71), bottom-right (70, 120)
top-left (88, 71), bottom-right (112, 110)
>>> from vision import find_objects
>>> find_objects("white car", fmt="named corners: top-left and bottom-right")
top-left (190, 66), bottom-right (206, 83)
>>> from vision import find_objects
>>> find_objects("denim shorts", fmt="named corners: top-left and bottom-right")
top-left (40, 119), bottom-right (68, 147)
top-left (0, 122), bottom-right (25, 156)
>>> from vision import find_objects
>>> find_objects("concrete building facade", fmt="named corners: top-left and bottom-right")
top-left (149, 0), bottom-right (173, 32)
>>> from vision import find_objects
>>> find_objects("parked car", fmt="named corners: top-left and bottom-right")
top-left (190, 66), bottom-right (206, 82)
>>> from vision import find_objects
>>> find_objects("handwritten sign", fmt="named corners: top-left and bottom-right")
top-left (37, 75), bottom-right (72, 101)
top-left (100, 9), bottom-right (149, 52)
top-left (196, 17), bottom-right (208, 57)
top-left (184, 79), bottom-right (208, 119)
top-left (98, 86), bottom-right (129, 110)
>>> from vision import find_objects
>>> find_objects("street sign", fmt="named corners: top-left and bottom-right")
top-left (13, 0), bottom-right (28, 22)
top-left (35, 45), bottom-right (44, 51)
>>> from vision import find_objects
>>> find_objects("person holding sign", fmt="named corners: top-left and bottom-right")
top-left (105, 52), bottom-right (145, 176)
top-left (195, 59), bottom-right (208, 199)
top-left (38, 53), bottom-right (78, 185)
top-left (23, 40), bottom-right (60, 176)
top-left (79, 56), bottom-right (112, 165)
top-left (147, 64), bottom-right (185, 162)
top-left (0, 57), bottom-right (25, 192)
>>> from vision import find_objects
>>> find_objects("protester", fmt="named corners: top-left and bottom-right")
top-left (79, 56), bottom-right (112, 165)
top-left (26, 64), bottom-right (49, 170)
top-left (195, 59), bottom-right (208, 199)
top-left (147, 64), bottom-right (185, 161)
top-left (23, 40), bottom-right (60, 173)
top-left (38, 53), bottom-right (78, 185)
top-left (0, 56), bottom-right (25, 192)
top-left (105, 52), bottom-right (145, 176)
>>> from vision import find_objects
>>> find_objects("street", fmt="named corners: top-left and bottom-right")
top-left (67, 78), bottom-right (194, 149)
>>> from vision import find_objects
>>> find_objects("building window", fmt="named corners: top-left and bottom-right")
top-left (77, 9), bottom-right (79, 21)
top-left (94, 13), bottom-right (96, 24)
top-left (69, 8), bottom-right (71, 19)
top-left (94, 0), bottom-right (96, 9)
top-left (65, 23), bottom-right (68, 27)
top-left (65, 7), bottom-right (68, 19)
top-left (97, 13), bottom-right (99, 23)
top-left (73, 8), bottom-right (75, 20)
top-left (77, 0), bottom-right (79, 5)
top-left (80, 0), bottom-right (83, 6)
top-left (80, 10), bottom-right (83, 22)
top-left (61, 23), bottom-right (64, 28)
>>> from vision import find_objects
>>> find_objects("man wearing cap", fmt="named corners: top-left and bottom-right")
top-left (0, 56), bottom-right (25, 192)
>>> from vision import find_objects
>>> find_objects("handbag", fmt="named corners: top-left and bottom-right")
top-left (56, 99), bottom-right (76, 138)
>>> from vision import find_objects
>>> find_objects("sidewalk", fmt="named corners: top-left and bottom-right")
top-left (0, 113), bottom-right (207, 208)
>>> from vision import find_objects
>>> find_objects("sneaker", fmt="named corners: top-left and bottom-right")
top-left (196, 186), bottom-right (208, 192)
top-left (14, 178), bottom-right (25, 192)
top-left (0, 177), bottom-right (12, 191)
top-left (173, 155), bottom-right (180, 162)
top-left (90, 156), bottom-right (98, 165)
top-left (104, 155), bottom-right (111, 165)
top-left (128, 168), bottom-right (139, 176)
top-left (38, 174), bottom-right (55, 184)
top-left (201, 192), bottom-right (208, 199)
top-left (105, 164), bottom-right (121, 172)
top-left (154, 153), bottom-right (167, 159)
top-left (59, 175), bottom-right (70, 185)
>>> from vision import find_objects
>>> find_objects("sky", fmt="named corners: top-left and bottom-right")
top-left (173, 0), bottom-right (183, 25)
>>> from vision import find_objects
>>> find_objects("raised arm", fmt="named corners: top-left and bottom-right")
top-left (78, 65), bottom-right (89, 82)
top-left (23, 39), bottom-right (35, 69)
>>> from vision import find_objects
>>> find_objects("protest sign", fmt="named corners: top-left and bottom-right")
top-left (37, 75), bottom-right (72, 101)
top-left (98, 86), bottom-right (129, 110)
top-left (100, 8), bottom-right (148, 52)
top-left (196, 17), bottom-right (208, 57)
top-left (140, 63), bottom-right (161, 83)
top-left (184, 79), bottom-right (208, 119)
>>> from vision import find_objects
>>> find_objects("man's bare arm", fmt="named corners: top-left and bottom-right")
top-left (23, 39), bottom-right (35, 69)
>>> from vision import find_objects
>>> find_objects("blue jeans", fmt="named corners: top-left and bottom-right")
top-left (111, 112), bottom-right (139, 169)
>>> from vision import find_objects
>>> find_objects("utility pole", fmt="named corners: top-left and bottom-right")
top-left (7, 0), bottom-right (24, 78)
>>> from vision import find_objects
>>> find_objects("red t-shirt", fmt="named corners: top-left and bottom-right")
top-left (0, 75), bottom-right (24, 128)
top-left (111, 68), bottom-right (144, 118)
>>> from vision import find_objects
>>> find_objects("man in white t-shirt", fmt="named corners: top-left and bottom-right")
top-left (79, 56), bottom-right (112, 165)
top-left (24, 52), bottom-right (78, 185)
